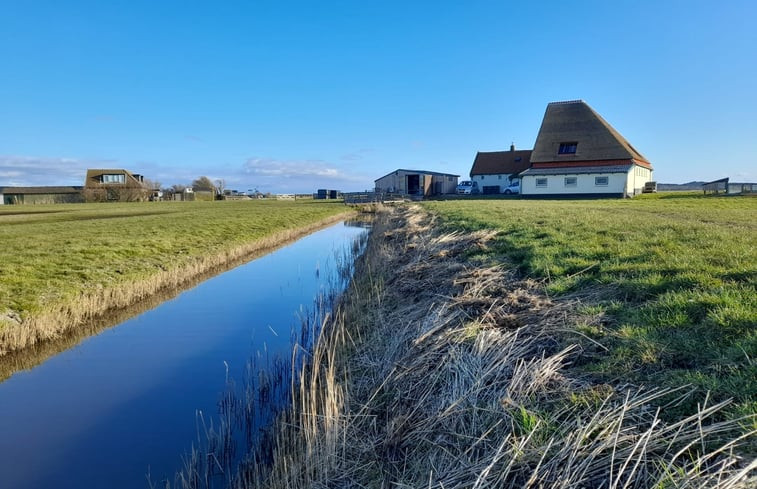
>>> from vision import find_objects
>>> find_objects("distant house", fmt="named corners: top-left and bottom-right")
top-left (470, 145), bottom-right (532, 194)
top-left (520, 100), bottom-right (653, 198)
top-left (83, 169), bottom-right (150, 202)
top-left (0, 186), bottom-right (84, 205)
top-left (375, 169), bottom-right (459, 197)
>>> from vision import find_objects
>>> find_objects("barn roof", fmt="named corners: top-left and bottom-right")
top-left (530, 100), bottom-right (651, 167)
top-left (375, 169), bottom-right (460, 182)
top-left (0, 186), bottom-right (83, 194)
top-left (470, 150), bottom-right (532, 176)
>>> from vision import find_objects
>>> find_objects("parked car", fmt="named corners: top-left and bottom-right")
top-left (503, 180), bottom-right (520, 195)
top-left (456, 181), bottom-right (480, 195)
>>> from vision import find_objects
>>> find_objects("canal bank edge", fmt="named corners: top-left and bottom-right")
top-left (238, 205), bottom-right (755, 488)
top-left (0, 211), bottom-right (356, 358)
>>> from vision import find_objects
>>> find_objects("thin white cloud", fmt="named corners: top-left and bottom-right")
top-left (244, 157), bottom-right (360, 181)
top-left (0, 155), bottom-right (111, 187)
top-left (242, 157), bottom-right (371, 193)
top-left (340, 148), bottom-right (374, 162)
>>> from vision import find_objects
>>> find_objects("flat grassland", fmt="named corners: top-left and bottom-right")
top-left (424, 193), bottom-right (756, 421)
top-left (0, 199), bottom-right (351, 353)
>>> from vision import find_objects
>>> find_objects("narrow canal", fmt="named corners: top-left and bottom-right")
top-left (0, 220), bottom-right (368, 489)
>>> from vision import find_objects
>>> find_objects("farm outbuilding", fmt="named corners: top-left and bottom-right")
top-left (703, 178), bottom-right (757, 195)
top-left (375, 169), bottom-right (459, 197)
top-left (0, 186), bottom-right (84, 205)
top-left (519, 100), bottom-right (653, 198)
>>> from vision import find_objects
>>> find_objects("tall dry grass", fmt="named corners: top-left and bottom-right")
top-left (175, 205), bottom-right (755, 488)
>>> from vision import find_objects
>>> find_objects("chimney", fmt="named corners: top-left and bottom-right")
top-left (510, 142), bottom-right (515, 152)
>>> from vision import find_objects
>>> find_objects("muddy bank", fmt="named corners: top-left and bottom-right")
top-left (233, 205), bottom-right (754, 489)
top-left (0, 211), bottom-right (354, 358)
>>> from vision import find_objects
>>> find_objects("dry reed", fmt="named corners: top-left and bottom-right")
top-left (178, 205), bottom-right (756, 488)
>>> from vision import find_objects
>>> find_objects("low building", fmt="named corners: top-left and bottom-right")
top-left (0, 186), bottom-right (84, 205)
top-left (703, 177), bottom-right (757, 195)
top-left (520, 100), bottom-right (653, 198)
top-left (470, 145), bottom-right (532, 194)
top-left (375, 169), bottom-right (459, 197)
top-left (83, 169), bottom-right (150, 202)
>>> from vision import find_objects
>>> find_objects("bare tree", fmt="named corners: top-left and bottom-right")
top-left (215, 179), bottom-right (226, 196)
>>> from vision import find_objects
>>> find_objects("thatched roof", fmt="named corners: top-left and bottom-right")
top-left (0, 186), bottom-right (83, 194)
top-left (470, 150), bottom-right (532, 176)
top-left (531, 100), bottom-right (651, 167)
top-left (85, 169), bottom-right (146, 187)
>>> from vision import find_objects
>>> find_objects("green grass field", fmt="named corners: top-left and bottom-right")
top-left (424, 193), bottom-right (757, 421)
top-left (0, 200), bottom-right (349, 334)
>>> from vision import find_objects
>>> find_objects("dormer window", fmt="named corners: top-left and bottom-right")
top-left (558, 142), bottom-right (578, 155)
top-left (101, 174), bottom-right (125, 184)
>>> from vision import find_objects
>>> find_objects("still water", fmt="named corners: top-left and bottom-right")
top-left (0, 221), bottom-right (367, 489)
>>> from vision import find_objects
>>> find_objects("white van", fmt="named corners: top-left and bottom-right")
top-left (456, 181), bottom-right (480, 195)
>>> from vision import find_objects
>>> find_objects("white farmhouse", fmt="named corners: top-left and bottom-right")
top-left (520, 100), bottom-right (653, 198)
top-left (470, 144), bottom-right (532, 194)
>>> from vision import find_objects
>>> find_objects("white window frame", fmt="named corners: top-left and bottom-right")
top-left (595, 176), bottom-right (609, 186)
top-left (102, 174), bottom-right (125, 184)
top-left (564, 177), bottom-right (577, 187)
top-left (535, 178), bottom-right (548, 187)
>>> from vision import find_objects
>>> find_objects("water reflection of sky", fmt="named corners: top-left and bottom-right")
top-left (0, 221), bottom-right (367, 489)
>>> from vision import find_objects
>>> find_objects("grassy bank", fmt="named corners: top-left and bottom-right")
top-left (0, 200), bottom-right (352, 355)
top-left (423, 194), bottom-right (756, 422)
top-left (224, 205), bottom-right (754, 488)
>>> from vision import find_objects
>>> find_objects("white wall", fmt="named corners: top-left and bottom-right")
top-left (626, 165), bottom-right (653, 196)
top-left (471, 173), bottom-right (516, 193)
top-left (522, 172), bottom-right (629, 195)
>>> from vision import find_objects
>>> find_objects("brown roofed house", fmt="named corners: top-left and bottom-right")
top-left (83, 169), bottom-right (150, 202)
top-left (520, 100), bottom-right (653, 198)
top-left (469, 144), bottom-right (532, 194)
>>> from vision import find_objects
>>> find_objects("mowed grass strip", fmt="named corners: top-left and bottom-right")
top-left (424, 193), bottom-right (757, 421)
top-left (0, 200), bottom-right (350, 348)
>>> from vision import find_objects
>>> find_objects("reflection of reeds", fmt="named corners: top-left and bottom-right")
top-left (0, 212), bottom-right (352, 359)
top-left (164, 226), bottom-right (369, 489)
top-left (171, 206), bottom-right (756, 489)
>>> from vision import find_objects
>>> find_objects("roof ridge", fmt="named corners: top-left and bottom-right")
top-left (547, 99), bottom-right (585, 106)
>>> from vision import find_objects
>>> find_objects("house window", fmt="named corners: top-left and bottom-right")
top-left (564, 177), bottom-right (577, 187)
top-left (558, 142), bottom-right (578, 154)
top-left (480, 175), bottom-right (485, 180)
top-left (595, 176), bottom-right (609, 186)
top-left (535, 178), bottom-right (548, 187)
top-left (102, 174), bottom-right (125, 184)
top-left (498, 175), bottom-right (502, 180)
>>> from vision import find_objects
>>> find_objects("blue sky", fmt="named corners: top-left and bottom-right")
top-left (1, 0), bottom-right (755, 192)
